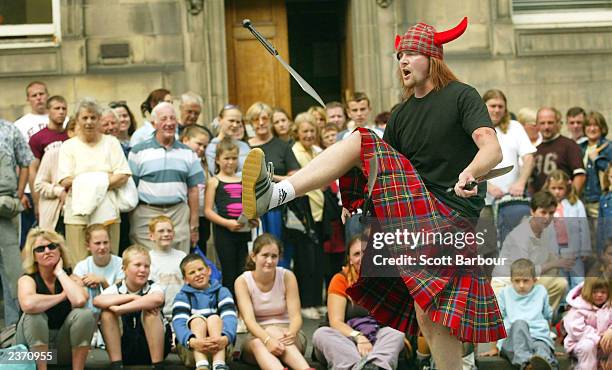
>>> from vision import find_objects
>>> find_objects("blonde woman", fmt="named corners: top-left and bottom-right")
top-left (291, 112), bottom-right (325, 319)
top-left (17, 228), bottom-right (95, 370)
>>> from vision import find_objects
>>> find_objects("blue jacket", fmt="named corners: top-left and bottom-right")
top-left (171, 280), bottom-right (237, 347)
top-left (597, 192), bottom-right (612, 253)
top-left (580, 138), bottom-right (612, 202)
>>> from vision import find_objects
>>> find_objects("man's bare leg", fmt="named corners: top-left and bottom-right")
top-left (242, 131), bottom-right (362, 218)
top-left (415, 305), bottom-right (462, 370)
top-left (288, 131), bottom-right (362, 196)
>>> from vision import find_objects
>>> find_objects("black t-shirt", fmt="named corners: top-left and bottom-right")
top-left (251, 137), bottom-right (300, 176)
top-left (383, 81), bottom-right (493, 218)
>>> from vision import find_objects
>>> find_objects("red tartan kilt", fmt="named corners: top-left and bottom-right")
top-left (341, 128), bottom-right (506, 343)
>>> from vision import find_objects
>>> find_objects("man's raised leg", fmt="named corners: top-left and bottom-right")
top-left (242, 131), bottom-right (362, 219)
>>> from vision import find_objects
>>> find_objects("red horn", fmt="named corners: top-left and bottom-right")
top-left (394, 35), bottom-right (401, 50)
top-left (434, 17), bottom-right (468, 46)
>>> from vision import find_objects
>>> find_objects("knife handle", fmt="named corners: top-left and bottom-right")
top-left (463, 181), bottom-right (478, 191)
top-left (242, 19), bottom-right (278, 56)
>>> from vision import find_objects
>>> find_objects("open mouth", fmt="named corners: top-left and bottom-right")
top-left (402, 69), bottom-right (411, 78)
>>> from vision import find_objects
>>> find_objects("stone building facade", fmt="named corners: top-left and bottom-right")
top-left (0, 0), bottom-right (611, 133)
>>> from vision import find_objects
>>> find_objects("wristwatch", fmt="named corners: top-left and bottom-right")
top-left (349, 330), bottom-right (363, 342)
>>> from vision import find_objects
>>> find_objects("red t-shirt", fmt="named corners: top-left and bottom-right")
top-left (531, 135), bottom-right (585, 192)
top-left (29, 127), bottom-right (69, 160)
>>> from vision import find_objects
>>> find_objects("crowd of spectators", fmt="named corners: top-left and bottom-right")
top-left (0, 80), bottom-right (610, 369)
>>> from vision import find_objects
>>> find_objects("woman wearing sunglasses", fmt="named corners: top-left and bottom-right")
top-left (16, 228), bottom-right (96, 370)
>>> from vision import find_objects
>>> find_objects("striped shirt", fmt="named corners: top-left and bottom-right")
top-left (128, 136), bottom-right (204, 205)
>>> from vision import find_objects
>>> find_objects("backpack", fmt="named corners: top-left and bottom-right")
top-left (191, 245), bottom-right (223, 283)
top-left (117, 281), bottom-right (172, 365)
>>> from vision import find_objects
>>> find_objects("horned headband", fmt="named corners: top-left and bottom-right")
top-left (394, 17), bottom-right (468, 60)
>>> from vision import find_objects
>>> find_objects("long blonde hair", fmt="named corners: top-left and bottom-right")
top-left (483, 89), bottom-right (511, 134)
top-left (22, 228), bottom-right (73, 274)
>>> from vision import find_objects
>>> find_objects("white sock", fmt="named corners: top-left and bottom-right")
top-left (269, 180), bottom-right (296, 209)
top-left (196, 360), bottom-right (209, 369)
top-left (212, 361), bottom-right (226, 369)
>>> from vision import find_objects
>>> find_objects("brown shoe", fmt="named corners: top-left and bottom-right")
top-left (529, 355), bottom-right (552, 370)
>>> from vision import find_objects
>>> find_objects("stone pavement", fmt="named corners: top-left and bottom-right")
top-left (1, 288), bottom-right (571, 369)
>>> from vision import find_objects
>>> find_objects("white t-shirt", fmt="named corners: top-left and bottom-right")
top-left (73, 255), bottom-right (124, 315)
top-left (486, 120), bottom-right (537, 205)
top-left (149, 248), bottom-right (187, 318)
top-left (101, 279), bottom-right (165, 297)
top-left (15, 113), bottom-right (48, 143)
top-left (14, 113), bottom-right (48, 193)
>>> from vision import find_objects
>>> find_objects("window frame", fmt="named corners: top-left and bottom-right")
top-left (0, 0), bottom-right (62, 49)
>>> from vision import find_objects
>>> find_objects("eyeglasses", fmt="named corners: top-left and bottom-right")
top-left (33, 243), bottom-right (59, 254)
top-left (109, 101), bottom-right (127, 109)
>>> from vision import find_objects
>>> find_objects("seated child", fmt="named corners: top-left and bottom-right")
top-left (148, 215), bottom-right (187, 320)
top-left (172, 254), bottom-right (237, 370)
top-left (492, 191), bottom-right (572, 311)
top-left (484, 259), bottom-right (559, 370)
top-left (73, 224), bottom-right (124, 316)
top-left (564, 274), bottom-right (612, 370)
top-left (94, 244), bottom-right (171, 369)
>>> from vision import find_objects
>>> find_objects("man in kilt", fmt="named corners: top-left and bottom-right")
top-left (242, 17), bottom-right (507, 370)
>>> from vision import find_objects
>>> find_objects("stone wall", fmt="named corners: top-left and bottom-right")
top-left (1, 0), bottom-right (612, 138)
top-left (355, 0), bottom-right (612, 137)
top-left (0, 0), bottom-right (228, 127)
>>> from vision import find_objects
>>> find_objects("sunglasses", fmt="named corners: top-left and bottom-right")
top-left (33, 243), bottom-right (59, 254)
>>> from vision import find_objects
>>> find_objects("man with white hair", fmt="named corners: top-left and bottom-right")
top-left (178, 92), bottom-right (204, 135)
top-left (128, 102), bottom-right (204, 253)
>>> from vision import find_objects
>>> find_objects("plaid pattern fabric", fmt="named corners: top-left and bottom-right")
top-left (341, 128), bottom-right (506, 343)
top-left (396, 22), bottom-right (443, 60)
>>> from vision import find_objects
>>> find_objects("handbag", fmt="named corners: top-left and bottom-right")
top-left (113, 177), bottom-right (138, 212)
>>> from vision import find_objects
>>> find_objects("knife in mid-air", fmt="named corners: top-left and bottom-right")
top-left (242, 19), bottom-right (325, 108)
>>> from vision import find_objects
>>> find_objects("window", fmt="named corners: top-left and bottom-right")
top-left (513, 0), bottom-right (612, 12)
top-left (0, 0), bottom-right (61, 49)
top-left (512, 0), bottom-right (612, 27)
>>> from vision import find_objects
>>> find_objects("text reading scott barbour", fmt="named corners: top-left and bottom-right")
top-left (369, 229), bottom-right (507, 268)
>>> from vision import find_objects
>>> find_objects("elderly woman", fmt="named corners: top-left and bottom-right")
top-left (16, 228), bottom-right (96, 370)
top-left (234, 233), bottom-right (311, 370)
top-left (247, 102), bottom-right (300, 261)
top-left (58, 98), bottom-right (131, 262)
top-left (312, 237), bottom-right (405, 370)
top-left (579, 111), bottom-right (612, 218)
top-left (290, 112), bottom-right (325, 319)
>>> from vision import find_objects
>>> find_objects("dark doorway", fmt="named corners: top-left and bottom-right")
top-left (286, 0), bottom-right (347, 115)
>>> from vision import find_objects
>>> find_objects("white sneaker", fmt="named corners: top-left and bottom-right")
top-left (301, 307), bottom-right (321, 320)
